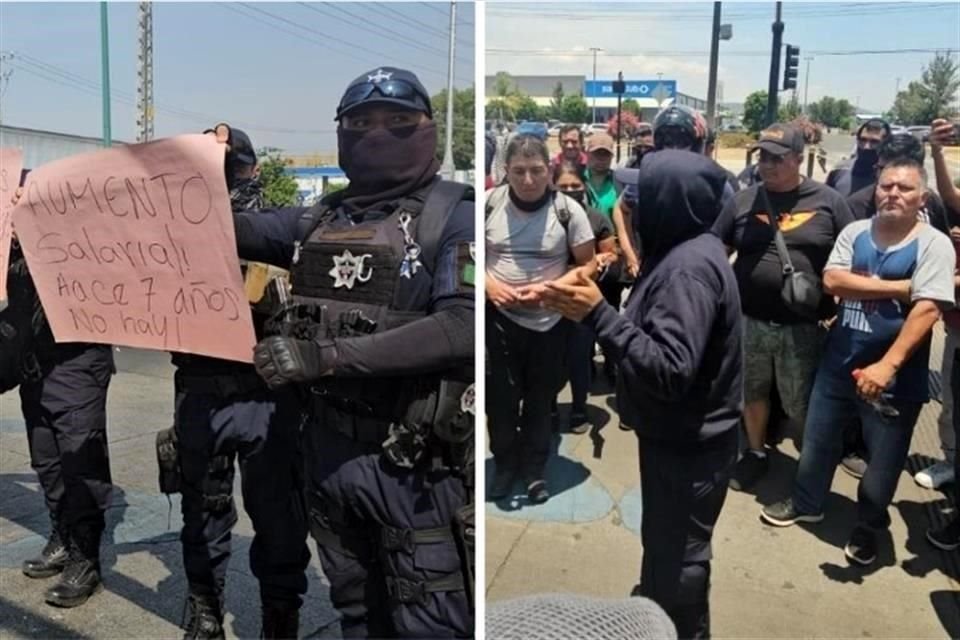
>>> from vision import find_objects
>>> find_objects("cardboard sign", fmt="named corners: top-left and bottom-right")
top-left (10, 135), bottom-right (256, 362)
top-left (0, 147), bottom-right (23, 303)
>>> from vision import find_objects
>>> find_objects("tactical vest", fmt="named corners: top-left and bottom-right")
top-left (275, 179), bottom-right (475, 466)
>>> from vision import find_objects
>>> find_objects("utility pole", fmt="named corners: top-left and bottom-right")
top-left (802, 56), bottom-right (812, 113)
top-left (100, 2), bottom-right (112, 147)
top-left (440, 0), bottom-right (456, 179)
top-left (590, 47), bottom-right (602, 124)
top-left (706, 2), bottom-right (722, 129)
top-left (0, 52), bottom-right (14, 127)
top-left (765, 1), bottom-right (783, 127)
top-left (136, 2), bottom-right (154, 143)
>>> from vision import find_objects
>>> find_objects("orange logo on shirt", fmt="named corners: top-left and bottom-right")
top-left (753, 211), bottom-right (816, 232)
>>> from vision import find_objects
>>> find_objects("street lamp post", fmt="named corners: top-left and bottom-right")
top-left (590, 47), bottom-right (602, 124)
top-left (440, 0), bottom-right (456, 179)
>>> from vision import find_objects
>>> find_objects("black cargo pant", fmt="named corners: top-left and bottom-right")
top-left (486, 305), bottom-right (569, 483)
top-left (174, 373), bottom-right (310, 606)
top-left (634, 430), bottom-right (737, 640)
top-left (19, 344), bottom-right (114, 550)
top-left (303, 411), bottom-right (471, 638)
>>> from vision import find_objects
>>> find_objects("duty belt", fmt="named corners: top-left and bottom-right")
top-left (175, 371), bottom-right (265, 398)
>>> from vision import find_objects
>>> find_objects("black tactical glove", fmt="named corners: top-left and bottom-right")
top-left (253, 336), bottom-right (337, 388)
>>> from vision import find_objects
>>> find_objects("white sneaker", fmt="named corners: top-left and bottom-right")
top-left (914, 460), bottom-right (955, 489)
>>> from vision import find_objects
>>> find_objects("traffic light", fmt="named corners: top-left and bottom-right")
top-left (783, 45), bottom-right (800, 91)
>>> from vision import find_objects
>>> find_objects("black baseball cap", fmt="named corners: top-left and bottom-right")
top-left (228, 128), bottom-right (257, 166)
top-left (754, 123), bottom-right (805, 156)
top-left (336, 67), bottom-right (432, 121)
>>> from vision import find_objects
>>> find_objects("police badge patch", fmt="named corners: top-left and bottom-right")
top-left (329, 250), bottom-right (374, 289)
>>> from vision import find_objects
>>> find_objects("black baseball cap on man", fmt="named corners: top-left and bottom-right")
top-left (753, 123), bottom-right (805, 156)
top-left (336, 67), bottom-right (432, 121)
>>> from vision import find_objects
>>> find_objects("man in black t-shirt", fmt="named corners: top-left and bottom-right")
top-left (713, 123), bottom-right (855, 491)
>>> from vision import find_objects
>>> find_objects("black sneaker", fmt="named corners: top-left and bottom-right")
top-left (527, 480), bottom-right (550, 504)
top-left (926, 519), bottom-right (960, 552)
top-left (841, 454), bottom-right (868, 479)
top-left (488, 467), bottom-right (515, 500)
top-left (760, 498), bottom-right (824, 527)
top-left (844, 526), bottom-right (878, 566)
top-left (730, 451), bottom-right (769, 492)
top-left (568, 411), bottom-right (590, 435)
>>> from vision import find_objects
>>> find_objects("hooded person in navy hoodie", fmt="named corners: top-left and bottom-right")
top-left (541, 150), bottom-right (743, 639)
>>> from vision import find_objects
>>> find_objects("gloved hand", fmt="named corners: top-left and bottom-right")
top-left (253, 336), bottom-right (337, 388)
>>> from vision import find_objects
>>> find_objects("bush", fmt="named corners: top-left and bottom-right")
top-left (717, 132), bottom-right (757, 149)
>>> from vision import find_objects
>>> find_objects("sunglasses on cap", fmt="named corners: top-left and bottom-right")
top-left (338, 79), bottom-right (428, 115)
top-left (637, 128), bottom-right (653, 136)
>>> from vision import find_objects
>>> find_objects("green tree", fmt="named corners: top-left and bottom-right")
top-left (432, 86), bottom-right (475, 170)
top-left (742, 90), bottom-right (769, 133)
top-left (514, 95), bottom-right (545, 122)
top-left (891, 53), bottom-right (960, 125)
top-left (486, 98), bottom-right (514, 122)
top-left (560, 95), bottom-right (590, 124)
top-left (492, 71), bottom-right (518, 100)
top-left (807, 96), bottom-right (855, 129)
top-left (549, 82), bottom-right (565, 120)
top-left (778, 94), bottom-right (801, 122)
top-left (257, 150), bottom-right (299, 207)
top-left (621, 98), bottom-right (642, 117)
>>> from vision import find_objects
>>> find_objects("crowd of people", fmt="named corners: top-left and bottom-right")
top-left (3, 67), bottom-right (475, 640)
top-left (484, 108), bottom-right (960, 638)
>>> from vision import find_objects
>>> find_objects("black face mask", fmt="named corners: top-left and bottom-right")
top-left (337, 121), bottom-right (440, 211)
top-left (854, 148), bottom-right (879, 174)
top-left (560, 188), bottom-right (586, 205)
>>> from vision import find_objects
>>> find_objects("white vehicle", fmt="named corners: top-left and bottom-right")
top-left (582, 123), bottom-right (609, 136)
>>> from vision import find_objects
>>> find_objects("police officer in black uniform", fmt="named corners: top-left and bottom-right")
top-left (1, 193), bottom-right (114, 608)
top-left (159, 130), bottom-right (310, 639)
top-left (213, 66), bottom-right (475, 638)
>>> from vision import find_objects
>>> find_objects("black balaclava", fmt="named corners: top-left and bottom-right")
top-left (337, 121), bottom-right (440, 212)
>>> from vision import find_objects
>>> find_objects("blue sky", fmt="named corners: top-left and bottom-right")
top-left (487, 1), bottom-right (960, 114)
top-left (0, 2), bottom-right (475, 154)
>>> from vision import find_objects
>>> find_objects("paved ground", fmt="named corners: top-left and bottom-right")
top-left (485, 312), bottom-right (960, 639)
top-left (0, 348), bottom-right (339, 639)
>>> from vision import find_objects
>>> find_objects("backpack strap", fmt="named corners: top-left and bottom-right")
top-left (417, 179), bottom-right (474, 274)
top-left (484, 184), bottom-right (509, 220)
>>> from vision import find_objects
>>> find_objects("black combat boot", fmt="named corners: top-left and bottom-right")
top-left (261, 600), bottom-right (300, 639)
top-left (22, 525), bottom-right (69, 579)
top-left (182, 592), bottom-right (226, 640)
top-left (43, 527), bottom-right (102, 608)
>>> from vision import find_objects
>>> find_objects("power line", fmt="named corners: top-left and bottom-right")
top-left (297, 2), bottom-right (472, 67)
top-left (8, 54), bottom-right (475, 136)
top-left (237, 2), bottom-right (449, 76)
top-left (487, 2), bottom-right (956, 21)
top-left (486, 47), bottom-right (959, 58)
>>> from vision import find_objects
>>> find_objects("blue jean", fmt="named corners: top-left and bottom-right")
top-left (792, 367), bottom-right (922, 529)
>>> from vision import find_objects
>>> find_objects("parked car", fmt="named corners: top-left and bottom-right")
top-left (907, 125), bottom-right (931, 141)
top-left (889, 124), bottom-right (909, 136)
top-left (515, 121), bottom-right (548, 140)
top-left (548, 124), bottom-right (563, 137)
top-left (582, 123), bottom-right (609, 136)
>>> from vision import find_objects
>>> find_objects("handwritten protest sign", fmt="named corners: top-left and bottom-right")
top-left (0, 147), bottom-right (23, 303)
top-left (10, 135), bottom-right (256, 362)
